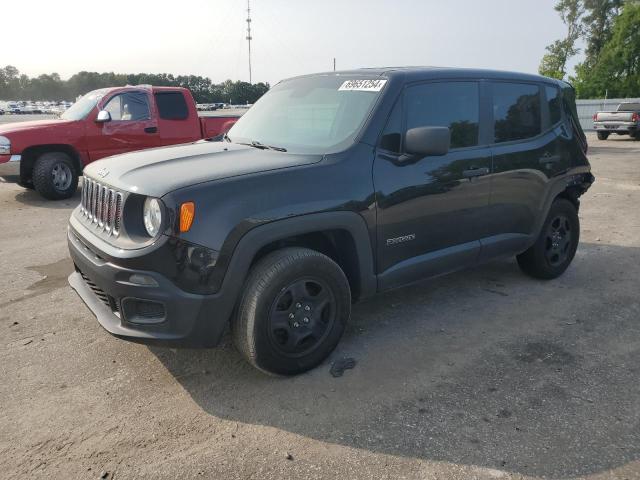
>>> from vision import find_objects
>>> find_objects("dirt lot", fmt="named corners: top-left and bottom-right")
top-left (0, 133), bottom-right (638, 480)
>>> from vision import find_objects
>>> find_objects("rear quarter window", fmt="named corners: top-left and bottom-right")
top-left (545, 85), bottom-right (562, 125)
top-left (155, 92), bottom-right (189, 120)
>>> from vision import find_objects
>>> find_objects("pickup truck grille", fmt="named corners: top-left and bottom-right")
top-left (80, 176), bottom-right (124, 236)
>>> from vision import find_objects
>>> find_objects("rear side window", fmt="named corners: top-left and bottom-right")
top-left (492, 83), bottom-right (541, 143)
top-left (405, 82), bottom-right (479, 149)
top-left (618, 103), bottom-right (640, 111)
top-left (546, 85), bottom-right (562, 125)
top-left (155, 92), bottom-right (189, 120)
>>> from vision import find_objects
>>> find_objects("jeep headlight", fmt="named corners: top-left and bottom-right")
top-left (0, 136), bottom-right (10, 155)
top-left (143, 197), bottom-right (163, 237)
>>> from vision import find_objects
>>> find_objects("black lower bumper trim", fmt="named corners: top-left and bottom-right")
top-left (67, 227), bottom-right (232, 347)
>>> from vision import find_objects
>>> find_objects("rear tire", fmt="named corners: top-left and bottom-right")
top-left (597, 131), bottom-right (609, 140)
top-left (32, 152), bottom-right (78, 200)
top-left (232, 247), bottom-right (351, 375)
top-left (517, 198), bottom-right (580, 280)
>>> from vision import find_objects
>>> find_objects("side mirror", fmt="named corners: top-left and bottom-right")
top-left (405, 126), bottom-right (450, 157)
top-left (95, 110), bottom-right (111, 123)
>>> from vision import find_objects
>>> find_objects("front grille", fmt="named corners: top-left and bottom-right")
top-left (78, 268), bottom-right (120, 317)
top-left (80, 176), bottom-right (124, 236)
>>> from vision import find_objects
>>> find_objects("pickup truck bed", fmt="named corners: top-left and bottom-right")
top-left (199, 115), bottom-right (241, 139)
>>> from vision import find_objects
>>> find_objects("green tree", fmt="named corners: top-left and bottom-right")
top-left (539, 0), bottom-right (585, 79)
top-left (0, 66), bottom-right (271, 104)
top-left (0, 65), bottom-right (20, 99)
top-left (581, 0), bottom-right (624, 68)
top-left (572, 1), bottom-right (640, 97)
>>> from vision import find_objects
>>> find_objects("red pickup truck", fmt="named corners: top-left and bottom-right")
top-left (0, 85), bottom-right (239, 199)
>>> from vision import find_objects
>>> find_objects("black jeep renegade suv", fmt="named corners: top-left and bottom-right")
top-left (68, 67), bottom-right (594, 375)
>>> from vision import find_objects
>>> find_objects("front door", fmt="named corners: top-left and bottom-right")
top-left (374, 81), bottom-right (492, 290)
top-left (86, 90), bottom-right (159, 161)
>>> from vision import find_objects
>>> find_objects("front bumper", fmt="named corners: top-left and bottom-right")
top-left (0, 154), bottom-right (20, 177)
top-left (67, 226), bottom-right (232, 347)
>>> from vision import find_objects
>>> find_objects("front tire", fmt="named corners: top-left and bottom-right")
top-left (232, 247), bottom-right (351, 375)
top-left (597, 131), bottom-right (609, 140)
top-left (32, 152), bottom-right (78, 200)
top-left (517, 198), bottom-right (580, 279)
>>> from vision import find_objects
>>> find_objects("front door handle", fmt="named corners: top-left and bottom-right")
top-left (144, 126), bottom-right (158, 134)
top-left (462, 167), bottom-right (490, 178)
top-left (539, 152), bottom-right (562, 164)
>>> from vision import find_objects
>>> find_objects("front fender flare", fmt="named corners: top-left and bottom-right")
top-left (215, 211), bottom-right (377, 308)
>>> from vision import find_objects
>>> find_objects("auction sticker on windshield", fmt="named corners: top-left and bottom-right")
top-left (338, 79), bottom-right (387, 92)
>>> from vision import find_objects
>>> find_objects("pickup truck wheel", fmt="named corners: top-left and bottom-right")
top-left (32, 152), bottom-right (78, 200)
top-left (597, 131), bottom-right (609, 140)
top-left (232, 247), bottom-right (351, 375)
top-left (517, 198), bottom-right (579, 279)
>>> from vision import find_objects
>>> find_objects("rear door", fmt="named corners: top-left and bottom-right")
top-left (483, 81), bottom-right (570, 258)
top-left (86, 90), bottom-right (159, 161)
top-left (154, 91), bottom-right (201, 146)
top-left (373, 80), bottom-right (492, 289)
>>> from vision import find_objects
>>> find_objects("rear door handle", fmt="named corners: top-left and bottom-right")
top-left (144, 126), bottom-right (158, 134)
top-left (462, 167), bottom-right (490, 178)
top-left (539, 152), bottom-right (562, 164)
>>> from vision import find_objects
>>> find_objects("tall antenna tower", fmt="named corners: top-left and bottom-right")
top-left (246, 0), bottom-right (253, 84)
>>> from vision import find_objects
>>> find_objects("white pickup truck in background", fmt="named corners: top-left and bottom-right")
top-left (593, 102), bottom-right (640, 140)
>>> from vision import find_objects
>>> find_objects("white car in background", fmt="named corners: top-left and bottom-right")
top-left (6, 103), bottom-right (22, 114)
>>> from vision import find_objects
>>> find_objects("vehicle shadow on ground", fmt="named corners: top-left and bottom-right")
top-left (150, 242), bottom-right (640, 478)
top-left (13, 188), bottom-right (81, 209)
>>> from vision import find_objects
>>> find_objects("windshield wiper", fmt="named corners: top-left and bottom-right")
top-left (241, 140), bottom-right (287, 152)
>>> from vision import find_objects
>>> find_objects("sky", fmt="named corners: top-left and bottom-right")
top-left (3, 0), bottom-right (580, 85)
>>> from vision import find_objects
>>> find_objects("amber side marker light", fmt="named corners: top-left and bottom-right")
top-left (179, 202), bottom-right (195, 233)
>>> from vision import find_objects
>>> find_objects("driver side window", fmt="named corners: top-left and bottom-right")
top-left (103, 92), bottom-right (150, 121)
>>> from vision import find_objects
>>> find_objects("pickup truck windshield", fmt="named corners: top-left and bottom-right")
top-left (60, 89), bottom-right (108, 121)
top-left (227, 76), bottom-right (387, 154)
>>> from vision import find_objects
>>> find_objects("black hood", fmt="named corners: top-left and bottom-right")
top-left (83, 141), bottom-right (322, 197)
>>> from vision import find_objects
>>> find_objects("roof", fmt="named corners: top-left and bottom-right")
top-left (287, 66), bottom-right (563, 86)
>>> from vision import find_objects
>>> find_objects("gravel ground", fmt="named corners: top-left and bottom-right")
top-left (0, 132), bottom-right (638, 480)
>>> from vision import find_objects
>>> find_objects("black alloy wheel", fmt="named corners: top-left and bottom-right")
top-left (232, 247), bottom-right (351, 375)
top-left (268, 277), bottom-right (337, 357)
top-left (544, 214), bottom-right (573, 267)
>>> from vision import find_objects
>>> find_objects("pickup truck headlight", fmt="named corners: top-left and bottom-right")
top-left (143, 197), bottom-right (163, 237)
top-left (0, 136), bottom-right (10, 154)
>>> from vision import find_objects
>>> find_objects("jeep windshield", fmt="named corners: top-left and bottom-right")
top-left (60, 89), bottom-right (108, 121)
top-left (226, 75), bottom-right (387, 154)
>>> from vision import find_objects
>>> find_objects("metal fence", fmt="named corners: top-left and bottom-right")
top-left (576, 98), bottom-right (640, 131)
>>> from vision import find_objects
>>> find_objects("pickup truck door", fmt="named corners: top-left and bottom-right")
top-left (482, 82), bottom-right (571, 259)
top-left (86, 90), bottom-right (159, 161)
top-left (373, 81), bottom-right (492, 290)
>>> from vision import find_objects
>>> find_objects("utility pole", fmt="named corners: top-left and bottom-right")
top-left (333, 58), bottom-right (336, 72)
top-left (246, 0), bottom-right (253, 84)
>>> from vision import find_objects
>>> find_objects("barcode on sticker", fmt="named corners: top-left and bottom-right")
top-left (338, 79), bottom-right (387, 92)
